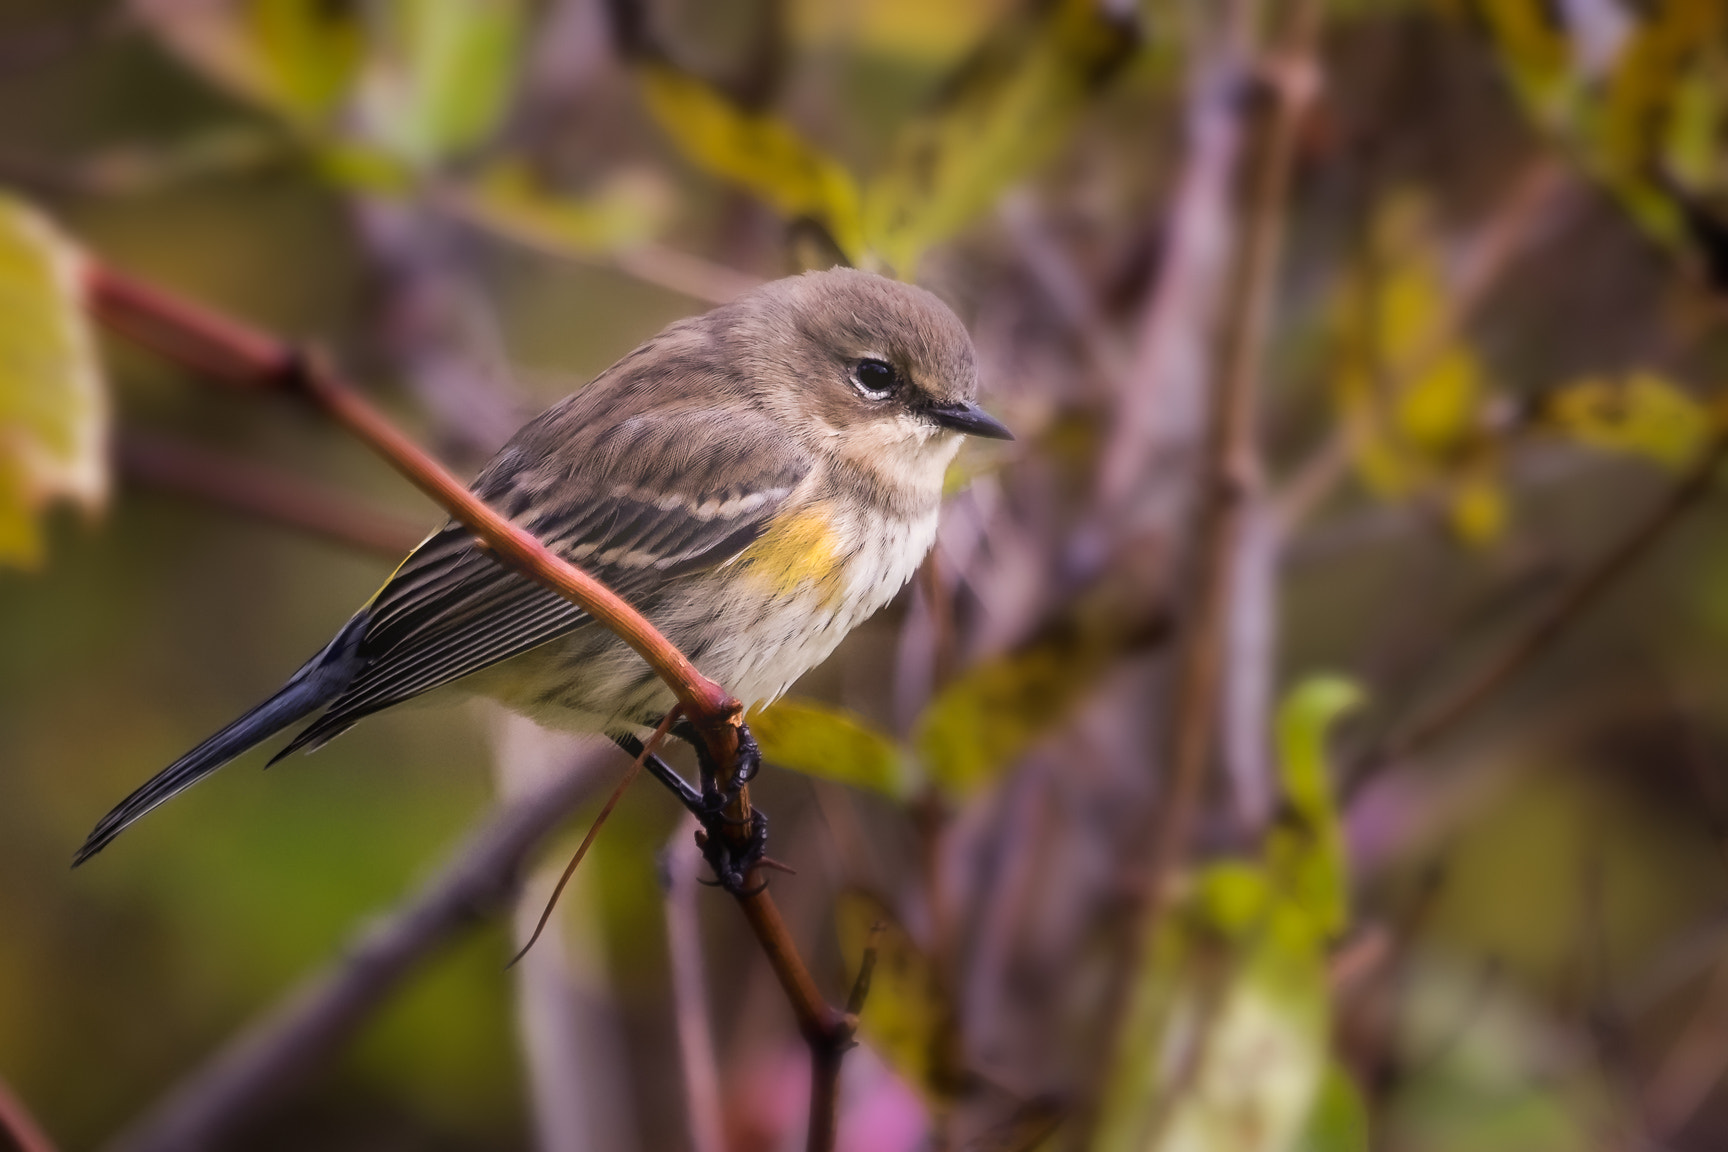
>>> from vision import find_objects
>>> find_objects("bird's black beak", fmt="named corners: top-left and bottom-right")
top-left (927, 399), bottom-right (1014, 440)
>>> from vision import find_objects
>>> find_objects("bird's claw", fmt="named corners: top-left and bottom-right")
top-left (693, 808), bottom-right (769, 895)
top-left (733, 725), bottom-right (762, 786)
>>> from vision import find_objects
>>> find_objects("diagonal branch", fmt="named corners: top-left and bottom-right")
top-left (83, 260), bottom-right (741, 740)
top-left (1347, 426), bottom-right (1728, 797)
top-left (106, 747), bottom-right (613, 1152)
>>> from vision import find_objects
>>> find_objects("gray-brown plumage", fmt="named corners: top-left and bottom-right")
top-left (77, 267), bottom-right (1009, 863)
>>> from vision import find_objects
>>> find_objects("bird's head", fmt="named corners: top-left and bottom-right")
top-left (734, 267), bottom-right (1011, 491)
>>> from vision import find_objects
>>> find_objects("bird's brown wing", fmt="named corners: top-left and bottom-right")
top-left (274, 405), bottom-right (809, 758)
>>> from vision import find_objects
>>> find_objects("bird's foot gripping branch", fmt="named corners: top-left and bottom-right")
top-left (616, 724), bottom-right (768, 894)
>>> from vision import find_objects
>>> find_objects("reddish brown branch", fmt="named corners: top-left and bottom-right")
top-left (84, 261), bottom-right (740, 737)
top-left (735, 877), bottom-right (857, 1151)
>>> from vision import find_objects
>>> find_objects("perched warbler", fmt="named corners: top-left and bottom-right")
top-left (76, 267), bottom-right (1010, 865)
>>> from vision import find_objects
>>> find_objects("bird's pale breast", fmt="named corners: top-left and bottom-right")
top-left (477, 498), bottom-right (939, 734)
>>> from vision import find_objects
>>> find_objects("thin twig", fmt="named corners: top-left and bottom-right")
top-left (1642, 955), bottom-right (1728, 1137)
top-left (846, 923), bottom-right (885, 1017)
top-left (1347, 428), bottom-right (1728, 797)
top-left (508, 710), bottom-right (676, 967)
top-left (0, 1070), bottom-right (57, 1152)
top-left (118, 430), bottom-right (426, 558)
top-left (662, 816), bottom-right (727, 1152)
top-left (107, 747), bottom-right (615, 1152)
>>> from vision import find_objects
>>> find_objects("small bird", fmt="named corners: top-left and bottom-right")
top-left (76, 267), bottom-right (1010, 864)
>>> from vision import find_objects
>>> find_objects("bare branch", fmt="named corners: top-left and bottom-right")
top-left (118, 430), bottom-right (425, 558)
top-left (106, 746), bottom-right (615, 1152)
top-left (1089, 0), bottom-right (1323, 1137)
top-left (1348, 427), bottom-right (1728, 796)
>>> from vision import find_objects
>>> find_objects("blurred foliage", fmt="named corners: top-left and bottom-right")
top-left (642, 0), bottom-right (1138, 273)
top-left (835, 890), bottom-right (969, 1107)
top-left (1095, 678), bottom-right (1358, 1152)
top-left (1329, 192), bottom-right (1503, 544)
top-left (0, 194), bottom-right (106, 568)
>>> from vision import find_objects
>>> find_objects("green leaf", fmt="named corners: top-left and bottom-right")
top-left (249, 0), bottom-right (365, 121)
top-left (0, 195), bottom-right (107, 569)
top-left (1294, 1064), bottom-right (1370, 1152)
top-left (1094, 863), bottom-right (1333, 1152)
top-left (458, 161), bottom-right (670, 255)
top-left (835, 890), bottom-right (966, 1103)
top-left (640, 64), bottom-right (865, 261)
top-left (1267, 676), bottom-right (1362, 938)
top-left (134, 0), bottom-right (364, 125)
top-left (1543, 371), bottom-right (1713, 470)
top-left (750, 700), bottom-right (911, 798)
top-left (359, 0), bottom-right (523, 167)
top-left (913, 630), bottom-right (1110, 798)
top-left (863, 0), bottom-right (1138, 275)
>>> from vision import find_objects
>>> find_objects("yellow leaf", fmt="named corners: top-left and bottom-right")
top-left (640, 64), bottom-right (865, 261)
top-left (914, 629), bottom-right (1111, 798)
top-left (1446, 461), bottom-right (1508, 547)
top-left (863, 0), bottom-right (1138, 275)
top-left (460, 161), bottom-right (671, 255)
top-left (1593, 0), bottom-right (1727, 242)
top-left (134, 0), bottom-right (363, 125)
top-left (1331, 194), bottom-right (1500, 528)
top-left (1463, 0), bottom-right (1576, 120)
top-left (1267, 678), bottom-right (1362, 937)
top-left (0, 195), bottom-right (107, 568)
top-left (835, 891), bottom-right (966, 1104)
top-left (1545, 371), bottom-right (1712, 470)
top-left (750, 699), bottom-right (911, 798)
top-left (792, 0), bottom-right (1018, 66)
top-left (358, 0), bottom-right (524, 167)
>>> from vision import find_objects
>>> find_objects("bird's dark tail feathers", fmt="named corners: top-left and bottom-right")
top-left (73, 613), bottom-right (372, 866)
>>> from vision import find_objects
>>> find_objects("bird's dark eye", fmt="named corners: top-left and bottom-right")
top-left (852, 358), bottom-right (898, 398)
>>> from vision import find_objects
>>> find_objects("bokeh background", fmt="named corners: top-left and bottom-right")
top-left (8, 1), bottom-right (1728, 1150)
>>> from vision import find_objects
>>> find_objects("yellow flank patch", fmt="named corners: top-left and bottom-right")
top-left (739, 506), bottom-right (844, 602)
